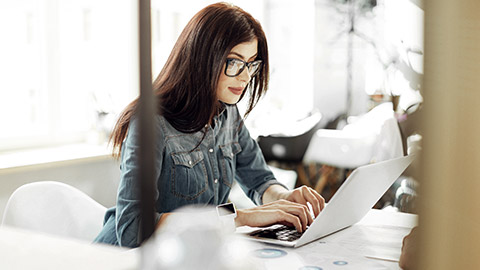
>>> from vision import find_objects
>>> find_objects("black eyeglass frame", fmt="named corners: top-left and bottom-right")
top-left (224, 58), bottom-right (263, 77)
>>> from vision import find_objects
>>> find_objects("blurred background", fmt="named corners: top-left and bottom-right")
top-left (0, 0), bottom-right (424, 218)
top-left (1, 0), bottom-right (480, 268)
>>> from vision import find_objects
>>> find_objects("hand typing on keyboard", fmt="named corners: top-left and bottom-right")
top-left (263, 185), bottom-right (325, 218)
top-left (235, 199), bottom-right (314, 233)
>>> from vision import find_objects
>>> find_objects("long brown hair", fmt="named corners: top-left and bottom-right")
top-left (110, 2), bottom-right (269, 158)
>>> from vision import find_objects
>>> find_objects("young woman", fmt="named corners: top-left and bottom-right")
top-left (94, 2), bottom-right (324, 248)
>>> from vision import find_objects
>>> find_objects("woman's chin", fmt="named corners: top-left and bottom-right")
top-left (219, 97), bottom-right (241, 105)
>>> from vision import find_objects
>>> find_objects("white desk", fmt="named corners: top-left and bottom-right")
top-left (0, 209), bottom-right (416, 270)
top-left (246, 209), bottom-right (417, 270)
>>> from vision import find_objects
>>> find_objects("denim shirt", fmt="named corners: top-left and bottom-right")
top-left (94, 104), bottom-right (286, 248)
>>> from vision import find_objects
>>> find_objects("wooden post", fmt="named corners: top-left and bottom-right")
top-left (418, 0), bottom-right (480, 268)
top-left (138, 0), bottom-right (155, 244)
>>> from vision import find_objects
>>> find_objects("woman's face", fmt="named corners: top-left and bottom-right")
top-left (216, 39), bottom-right (258, 105)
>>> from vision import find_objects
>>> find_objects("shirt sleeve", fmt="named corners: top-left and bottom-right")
top-left (114, 115), bottom-right (164, 248)
top-left (233, 109), bottom-right (288, 205)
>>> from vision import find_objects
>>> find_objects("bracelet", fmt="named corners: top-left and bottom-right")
top-left (216, 202), bottom-right (237, 233)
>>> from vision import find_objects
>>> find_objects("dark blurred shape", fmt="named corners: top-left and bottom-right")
top-left (257, 113), bottom-right (322, 163)
top-left (394, 177), bottom-right (418, 213)
top-left (138, 0), bottom-right (156, 244)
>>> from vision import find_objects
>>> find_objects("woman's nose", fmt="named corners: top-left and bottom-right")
top-left (237, 67), bottom-right (251, 82)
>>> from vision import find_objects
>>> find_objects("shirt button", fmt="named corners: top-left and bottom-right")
top-left (188, 161), bottom-right (192, 165)
top-left (209, 148), bottom-right (214, 153)
top-left (214, 179), bottom-right (218, 184)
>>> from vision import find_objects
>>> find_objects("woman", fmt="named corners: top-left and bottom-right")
top-left (95, 2), bottom-right (324, 248)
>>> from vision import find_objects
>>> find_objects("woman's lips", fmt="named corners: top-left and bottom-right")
top-left (228, 87), bottom-right (244, 95)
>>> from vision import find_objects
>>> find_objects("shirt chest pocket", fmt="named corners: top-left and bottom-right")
top-left (170, 150), bottom-right (208, 200)
top-left (219, 142), bottom-right (242, 187)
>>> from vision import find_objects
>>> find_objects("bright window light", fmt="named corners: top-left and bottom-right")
top-left (0, 0), bottom-right (138, 151)
top-left (0, 0), bottom-right (316, 152)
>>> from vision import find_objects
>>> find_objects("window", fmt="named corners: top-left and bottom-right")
top-left (0, 0), bottom-right (334, 152)
top-left (0, 0), bottom-right (138, 151)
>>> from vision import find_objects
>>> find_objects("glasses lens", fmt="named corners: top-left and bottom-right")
top-left (225, 59), bottom-right (245, 77)
top-left (224, 59), bottom-right (262, 77)
top-left (247, 60), bottom-right (262, 76)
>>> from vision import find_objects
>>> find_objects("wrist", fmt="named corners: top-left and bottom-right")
top-left (235, 209), bottom-right (246, 227)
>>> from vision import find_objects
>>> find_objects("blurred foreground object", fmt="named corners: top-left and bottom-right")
top-left (141, 205), bottom-right (259, 270)
top-left (399, 226), bottom-right (419, 270)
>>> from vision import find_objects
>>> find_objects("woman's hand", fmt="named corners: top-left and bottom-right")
top-left (263, 185), bottom-right (325, 218)
top-left (235, 199), bottom-right (314, 232)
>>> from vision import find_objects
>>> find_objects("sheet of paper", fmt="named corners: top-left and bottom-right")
top-left (247, 241), bottom-right (389, 270)
top-left (322, 224), bottom-right (413, 262)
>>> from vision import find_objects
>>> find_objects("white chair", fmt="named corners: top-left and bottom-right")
top-left (1, 181), bottom-right (107, 242)
top-left (303, 102), bottom-right (404, 168)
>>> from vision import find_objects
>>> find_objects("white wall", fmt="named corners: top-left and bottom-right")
top-left (0, 157), bottom-right (120, 224)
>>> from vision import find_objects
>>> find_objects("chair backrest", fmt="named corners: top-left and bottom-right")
top-left (303, 102), bottom-right (403, 168)
top-left (257, 111), bottom-right (322, 163)
top-left (1, 181), bottom-right (107, 242)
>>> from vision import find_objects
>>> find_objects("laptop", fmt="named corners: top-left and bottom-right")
top-left (243, 154), bottom-right (415, 248)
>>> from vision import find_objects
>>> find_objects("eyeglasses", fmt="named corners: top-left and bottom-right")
top-left (224, 58), bottom-right (262, 77)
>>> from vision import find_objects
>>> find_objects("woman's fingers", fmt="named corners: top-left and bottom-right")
top-left (282, 203), bottom-right (311, 230)
top-left (291, 189), bottom-right (308, 205)
top-left (301, 186), bottom-right (324, 217)
top-left (313, 188), bottom-right (326, 211)
top-left (273, 209), bottom-right (303, 232)
top-left (285, 186), bottom-right (326, 218)
top-left (241, 186), bottom-right (327, 232)
top-left (259, 200), bottom-right (312, 230)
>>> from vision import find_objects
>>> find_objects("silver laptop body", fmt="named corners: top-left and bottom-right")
top-left (245, 154), bottom-right (415, 248)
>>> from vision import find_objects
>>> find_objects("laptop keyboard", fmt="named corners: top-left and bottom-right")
top-left (249, 225), bottom-right (305, 242)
